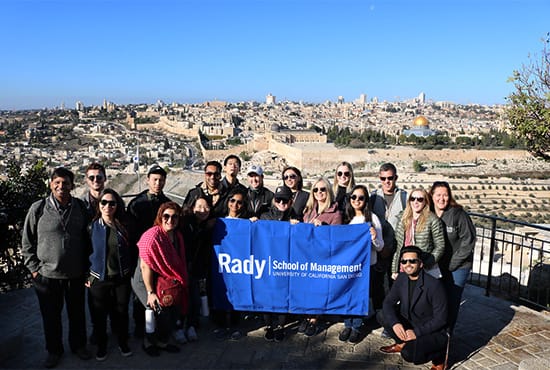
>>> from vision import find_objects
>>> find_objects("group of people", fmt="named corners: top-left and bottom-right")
top-left (21, 156), bottom-right (476, 370)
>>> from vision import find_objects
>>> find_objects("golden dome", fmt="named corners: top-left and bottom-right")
top-left (413, 116), bottom-right (429, 127)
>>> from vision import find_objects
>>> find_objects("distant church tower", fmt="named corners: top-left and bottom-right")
top-left (266, 93), bottom-right (276, 105)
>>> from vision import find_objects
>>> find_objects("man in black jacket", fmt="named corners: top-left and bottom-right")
top-left (127, 164), bottom-right (172, 337)
top-left (378, 246), bottom-right (448, 370)
top-left (183, 161), bottom-right (228, 217)
top-left (246, 164), bottom-right (273, 219)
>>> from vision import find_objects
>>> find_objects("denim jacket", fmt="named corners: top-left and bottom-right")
top-left (89, 218), bottom-right (131, 280)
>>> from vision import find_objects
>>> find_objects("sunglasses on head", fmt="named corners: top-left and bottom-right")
top-left (350, 194), bottom-right (365, 201)
top-left (400, 258), bottom-right (420, 265)
top-left (313, 187), bottom-right (327, 193)
top-left (88, 175), bottom-right (105, 182)
top-left (337, 171), bottom-right (350, 177)
top-left (229, 198), bottom-right (243, 205)
top-left (100, 199), bottom-right (116, 207)
top-left (379, 176), bottom-right (395, 181)
top-left (410, 196), bottom-right (425, 203)
top-left (275, 198), bottom-right (290, 204)
top-left (283, 174), bottom-right (297, 180)
top-left (162, 213), bottom-right (179, 221)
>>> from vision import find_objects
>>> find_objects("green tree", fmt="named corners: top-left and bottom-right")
top-left (0, 160), bottom-right (48, 290)
top-left (506, 35), bottom-right (550, 159)
top-left (412, 160), bottom-right (424, 172)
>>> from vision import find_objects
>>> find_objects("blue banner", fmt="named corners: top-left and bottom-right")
top-left (211, 219), bottom-right (371, 315)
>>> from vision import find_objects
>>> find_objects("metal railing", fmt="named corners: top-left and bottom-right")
top-left (3, 204), bottom-right (550, 310)
top-left (468, 212), bottom-right (550, 310)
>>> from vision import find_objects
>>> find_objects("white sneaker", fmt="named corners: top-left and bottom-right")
top-left (174, 328), bottom-right (188, 344)
top-left (187, 326), bottom-right (198, 342)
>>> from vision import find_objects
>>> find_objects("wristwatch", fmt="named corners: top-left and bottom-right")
top-left (147, 291), bottom-right (155, 295)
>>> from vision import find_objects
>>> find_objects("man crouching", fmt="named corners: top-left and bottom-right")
top-left (377, 245), bottom-right (448, 370)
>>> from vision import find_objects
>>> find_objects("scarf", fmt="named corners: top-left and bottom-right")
top-left (137, 225), bottom-right (188, 287)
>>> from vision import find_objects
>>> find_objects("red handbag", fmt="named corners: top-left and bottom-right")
top-left (156, 276), bottom-right (183, 307)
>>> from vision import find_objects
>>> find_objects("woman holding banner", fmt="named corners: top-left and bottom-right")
top-left (339, 185), bottom-right (384, 343)
top-left (258, 185), bottom-right (299, 342)
top-left (212, 189), bottom-right (249, 340)
top-left (299, 177), bottom-right (342, 336)
top-left (281, 166), bottom-right (309, 218)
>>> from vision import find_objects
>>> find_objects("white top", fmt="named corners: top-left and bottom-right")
top-left (349, 213), bottom-right (385, 265)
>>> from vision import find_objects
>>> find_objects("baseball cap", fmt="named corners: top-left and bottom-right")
top-left (274, 185), bottom-right (292, 201)
top-left (247, 165), bottom-right (264, 176)
top-left (147, 164), bottom-right (167, 177)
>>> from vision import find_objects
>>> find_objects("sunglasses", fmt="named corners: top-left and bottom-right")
top-left (337, 171), bottom-right (351, 177)
top-left (229, 198), bottom-right (243, 205)
top-left (162, 213), bottom-right (179, 221)
top-left (205, 171), bottom-right (220, 177)
top-left (275, 198), bottom-right (290, 204)
top-left (400, 258), bottom-right (420, 265)
top-left (410, 196), bottom-right (425, 203)
top-left (379, 176), bottom-right (395, 181)
top-left (100, 199), bottom-right (117, 207)
top-left (350, 194), bottom-right (365, 201)
top-left (283, 174), bottom-right (297, 180)
top-left (88, 175), bottom-right (105, 182)
top-left (313, 187), bottom-right (327, 193)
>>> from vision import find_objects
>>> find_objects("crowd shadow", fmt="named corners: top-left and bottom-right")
top-left (446, 284), bottom-right (515, 367)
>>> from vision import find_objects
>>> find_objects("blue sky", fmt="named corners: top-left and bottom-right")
top-left (1, 0), bottom-right (548, 110)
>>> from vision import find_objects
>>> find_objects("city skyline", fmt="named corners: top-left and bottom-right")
top-left (1, 0), bottom-right (549, 110)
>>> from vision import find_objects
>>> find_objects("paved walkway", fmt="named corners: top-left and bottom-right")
top-left (1, 284), bottom-right (549, 369)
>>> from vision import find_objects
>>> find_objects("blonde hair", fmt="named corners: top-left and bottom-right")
top-left (305, 177), bottom-right (334, 215)
top-left (401, 188), bottom-right (432, 233)
top-left (332, 161), bottom-right (356, 194)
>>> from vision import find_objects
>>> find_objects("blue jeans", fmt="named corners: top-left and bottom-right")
top-left (451, 267), bottom-right (470, 288)
top-left (444, 267), bottom-right (470, 333)
top-left (344, 317), bottom-right (362, 331)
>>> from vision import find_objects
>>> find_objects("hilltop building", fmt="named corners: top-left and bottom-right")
top-left (403, 115), bottom-right (437, 137)
top-left (266, 93), bottom-right (276, 105)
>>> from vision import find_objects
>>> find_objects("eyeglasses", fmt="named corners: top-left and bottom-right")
top-left (205, 172), bottom-right (220, 177)
top-left (409, 196), bottom-right (425, 203)
top-left (350, 194), bottom-right (365, 201)
top-left (229, 198), bottom-right (243, 205)
top-left (100, 199), bottom-right (117, 207)
top-left (283, 174), bottom-right (297, 180)
top-left (379, 176), bottom-right (395, 181)
top-left (275, 198), bottom-right (290, 204)
top-left (88, 175), bottom-right (105, 182)
top-left (400, 258), bottom-right (420, 265)
top-left (162, 213), bottom-right (179, 221)
top-left (313, 187), bottom-right (327, 193)
top-left (337, 171), bottom-right (350, 177)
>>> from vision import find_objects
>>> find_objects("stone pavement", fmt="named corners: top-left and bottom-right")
top-left (1, 284), bottom-right (549, 370)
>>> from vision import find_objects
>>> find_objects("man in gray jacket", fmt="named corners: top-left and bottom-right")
top-left (369, 163), bottom-right (408, 313)
top-left (22, 167), bottom-right (92, 368)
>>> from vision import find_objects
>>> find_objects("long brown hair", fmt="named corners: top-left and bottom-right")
top-left (429, 181), bottom-right (462, 211)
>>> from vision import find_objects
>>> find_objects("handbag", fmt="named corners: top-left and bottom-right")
top-left (156, 275), bottom-right (183, 307)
